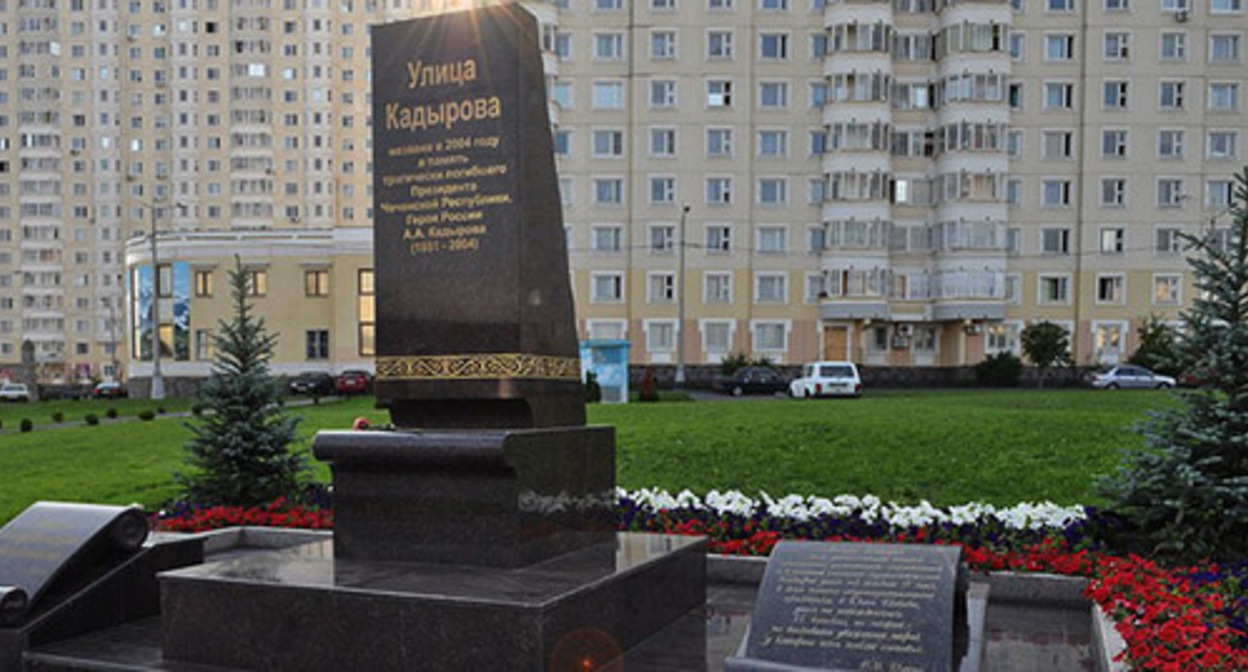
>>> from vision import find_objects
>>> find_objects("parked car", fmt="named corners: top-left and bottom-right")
top-left (713, 366), bottom-right (789, 397)
top-left (289, 372), bottom-right (335, 396)
top-left (1088, 365), bottom-right (1176, 390)
top-left (0, 382), bottom-right (32, 402)
top-left (335, 370), bottom-right (372, 395)
top-left (92, 381), bottom-right (127, 399)
top-left (789, 361), bottom-right (863, 399)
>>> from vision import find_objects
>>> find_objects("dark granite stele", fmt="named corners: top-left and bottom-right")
top-left (158, 533), bottom-right (707, 671)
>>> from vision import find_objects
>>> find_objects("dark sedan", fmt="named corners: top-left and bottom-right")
top-left (712, 366), bottom-right (789, 397)
top-left (289, 372), bottom-right (335, 396)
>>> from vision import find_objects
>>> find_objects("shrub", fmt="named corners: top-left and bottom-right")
top-left (138, 410), bottom-right (156, 421)
top-left (191, 403), bottom-right (206, 417)
top-left (105, 408), bottom-right (118, 420)
top-left (974, 352), bottom-right (1023, 387)
top-left (51, 411), bottom-right (65, 423)
top-left (157, 406), bottom-right (168, 415)
top-left (638, 368), bottom-right (660, 403)
top-left (84, 413), bottom-right (99, 426)
top-left (20, 418), bottom-right (33, 433)
top-left (584, 371), bottom-right (602, 403)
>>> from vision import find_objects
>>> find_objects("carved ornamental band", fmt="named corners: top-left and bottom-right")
top-left (376, 354), bottom-right (582, 381)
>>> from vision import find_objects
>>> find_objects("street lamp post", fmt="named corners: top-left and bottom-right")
top-left (148, 204), bottom-right (164, 401)
top-left (674, 203), bottom-right (691, 388)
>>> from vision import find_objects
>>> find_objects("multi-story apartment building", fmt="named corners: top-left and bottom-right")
top-left (0, 0), bottom-right (1242, 387)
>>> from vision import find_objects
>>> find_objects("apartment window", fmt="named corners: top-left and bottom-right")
top-left (1105, 0), bottom-right (1129, 10)
top-left (305, 329), bottom-right (329, 360)
top-left (554, 33), bottom-right (571, 59)
top-left (1039, 275), bottom-right (1071, 304)
top-left (591, 273), bottom-right (624, 301)
top-left (1009, 33), bottom-right (1026, 59)
top-left (759, 33), bottom-right (789, 59)
top-left (704, 272), bottom-right (732, 302)
top-left (594, 33), bottom-right (625, 59)
top-left (758, 82), bottom-right (790, 109)
top-left (592, 130), bottom-right (625, 157)
top-left (592, 81), bottom-right (625, 109)
top-left (707, 80), bottom-right (733, 107)
top-left (1102, 129), bottom-right (1129, 158)
top-left (1207, 180), bottom-right (1234, 208)
top-left (650, 128), bottom-right (677, 156)
top-left (1093, 322), bottom-right (1127, 362)
top-left (758, 130), bottom-right (788, 157)
top-left (1042, 180), bottom-right (1073, 207)
top-left (1006, 131), bottom-right (1023, 158)
top-left (757, 226), bottom-right (788, 252)
top-left (707, 31), bottom-right (734, 59)
top-left (1155, 227), bottom-right (1184, 254)
top-left (1161, 0), bottom-right (1189, 10)
top-left (707, 128), bottom-right (733, 156)
top-left (1006, 179), bottom-right (1022, 206)
top-left (709, 0), bottom-right (734, 8)
top-left (703, 321), bottom-right (733, 355)
top-left (194, 270), bottom-right (213, 297)
top-left (1042, 130), bottom-right (1075, 159)
top-left (646, 321), bottom-right (677, 353)
top-left (1104, 32), bottom-right (1130, 60)
top-left (1153, 274), bottom-right (1182, 305)
top-left (1042, 227), bottom-right (1071, 254)
top-left (1158, 130), bottom-right (1184, 158)
top-left (358, 270), bottom-right (375, 356)
top-left (755, 273), bottom-right (788, 303)
top-left (648, 273), bottom-right (676, 302)
top-left (592, 225), bottom-right (623, 251)
top-left (1045, 34), bottom-right (1075, 60)
top-left (758, 178), bottom-right (788, 205)
top-left (753, 322), bottom-right (787, 352)
top-left (1157, 178), bottom-right (1185, 207)
top-left (587, 320), bottom-right (627, 341)
top-left (1047, 0), bottom-right (1074, 9)
top-left (596, 0), bottom-right (624, 9)
top-left (551, 81), bottom-right (573, 108)
top-left (1211, 0), bottom-right (1242, 11)
top-left (1209, 83), bottom-right (1240, 111)
top-left (650, 80), bottom-right (677, 108)
top-left (650, 177), bottom-right (677, 204)
top-left (1097, 275), bottom-right (1125, 304)
top-left (1008, 83), bottom-right (1023, 109)
top-left (810, 82), bottom-right (829, 107)
top-left (804, 274), bottom-right (827, 302)
top-left (1210, 34), bottom-right (1241, 62)
top-left (1103, 81), bottom-right (1129, 109)
top-left (1159, 80), bottom-right (1185, 110)
top-left (649, 224), bottom-right (676, 252)
top-left (1100, 178), bottom-right (1127, 206)
top-left (760, 0), bottom-right (789, 10)
top-left (553, 130), bottom-right (570, 156)
top-left (706, 177), bottom-right (733, 203)
top-left (808, 226), bottom-right (827, 252)
top-left (305, 269), bottom-right (329, 297)
top-left (195, 329), bottom-right (214, 361)
top-left (706, 225), bottom-right (732, 252)
top-left (811, 33), bottom-right (829, 58)
top-left (245, 269), bottom-right (267, 296)
top-left (559, 178), bottom-right (574, 205)
top-left (651, 30), bottom-right (677, 59)
top-left (1160, 32), bottom-right (1187, 61)
top-left (1044, 82), bottom-right (1074, 109)
top-left (594, 178), bottom-right (624, 205)
top-left (1100, 227), bottom-right (1126, 253)
top-left (1208, 130), bottom-right (1239, 159)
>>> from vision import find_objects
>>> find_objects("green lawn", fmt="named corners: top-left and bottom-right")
top-left (0, 389), bottom-right (1172, 526)
top-left (0, 398), bottom-right (195, 429)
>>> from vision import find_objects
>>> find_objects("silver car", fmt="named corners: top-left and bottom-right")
top-left (1088, 365), bottom-right (1176, 390)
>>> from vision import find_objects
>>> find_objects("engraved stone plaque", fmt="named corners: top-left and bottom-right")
top-left (727, 541), bottom-right (968, 672)
top-left (0, 501), bottom-right (148, 625)
top-left (370, 5), bottom-right (583, 429)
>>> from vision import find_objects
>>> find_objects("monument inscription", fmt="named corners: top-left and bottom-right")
top-left (728, 541), bottom-right (967, 672)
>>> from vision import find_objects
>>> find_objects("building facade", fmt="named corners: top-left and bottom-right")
top-left (0, 0), bottom-right (1242, 384)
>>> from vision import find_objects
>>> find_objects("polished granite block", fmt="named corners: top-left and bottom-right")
top-left (160, 532), bottom-right (706, 671)
top-left (313, 426), bottom-right (616, 568)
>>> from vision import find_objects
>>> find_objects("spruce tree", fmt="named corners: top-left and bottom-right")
top-left (176, 258), bottom-right (306, 506)
top-left (1099, 167), bottom-right (1248, 561)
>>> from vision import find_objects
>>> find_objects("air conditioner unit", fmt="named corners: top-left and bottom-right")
top-left (896, 324), bottom-right (914, 337)
top-left (1174, 8), bottom-right (1189, 21)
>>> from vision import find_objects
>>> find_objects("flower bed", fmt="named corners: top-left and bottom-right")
top-left (154, 488), bottom-right (1247, 671)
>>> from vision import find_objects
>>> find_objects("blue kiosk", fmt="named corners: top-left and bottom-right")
top-left (579, 339), bottom-right (630, 403)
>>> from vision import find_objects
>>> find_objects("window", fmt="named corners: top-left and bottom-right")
top-left (1047, 0), bottom-right (1074, 9)
top-left (757, 226), bottom-right (788, 252)
top-left (755, 273), bottom-right (787, 302)
top-left (1042, 130), bottom-right (1075, 159)
top-left (1102, 129), bottom-right (1128, 158)
top-left (1208, 130), bottom-right (1239, 159)
top-left (1103, 81), bottom-right (1129, 109)
top-left (707, 128), bottom-right (733, 156)
top-left (592, 130), bottom-right (624, 157)
top-left (1009, 33), bottom-right (1026, 60)
top-left (358, 270), bottom-right (374, 356)
top-left (553, 130), bottom-right (570, 156)
top-left (706, 225), bottom-right (732, 252)
top-left (653, 0), bottom-right (677, 9)
top-left (1210, 34), bottom-right (1241, 63)
top-left (592, 225), bottom-right (623, 252)
top-left (1207, 180), bottom-right (1234, 208)
top-left (758, 82), bottom-right (789, 108)
top-left (760, 0), bottom-right (789, 10)
top-left (987, 322), bottom-right (1021, 354)
top-left (1100, 227), bottom-right (1125, 253)
top-left (707, 31), bottom-right (734, 59)
top-left (1096, 275), bottom-right (1125, 304)
top-left (1044, 82), bottom-right (1074, 109)
top-left (594, 33), bottom-right (624, 59)
top-left (758, 178), bottom-right (788, 204)
top-left (1157, 178), bottom-right (1185, 207)
top-left (194, 270), bottom-right (213, 297)
top-left (648, 273), bottom-right (676, 302)
top-left (645, 321), bottom-right (677, 352)
top-left (650, 177), bottom-right (676, 204)
top-left (1153, 274), bottom-right (1182, 305)
top-left (1008, 83), bottom-right (1023, 109)
top-left (758, 130), bottom-right (788, 157)
top-left (195, 329), bottom-right (214, 360)
top-left (1039, 275), bottom-right (1071, 304)
top-left (1158, 130), bottom-right (1184, 158)
top-left (305, 269), bottom-right (329, 297)
top-left (1160, 32), bottom-right (1187, 61)
top-left (650, 80), bottom-right (677, 108)
top-left (592, 81), bottom-right (625, 109)
top-left (1101, 178), bottom-right (1127, 206)
top-left (707, 80), bottom-right (733, 107)
top-left (305, 329), bottom-right (329, 360)
top-left (759, 33), bottom-right (789, 59)
top-left (805, 274), bottom-right (827, 302)
top-left (1105, 0), bottom-right (1129, 10)
top-left (809, 178), bottom-right (828, 203)
top-left (594, 178), bottom-right (624, 205)
top-left (595, 0), bottom-right (623, 9)
top-left (587, 320), bottom-right (627, 341)
top-left (1045, 33), bottom-right (1075, 60)
top-left (753, 322), bottom-right (787, 352)
top-left (706, 177), bottom-right (733, 204)
top-left (1212, 0), bottom-right (1242, 11)
top-left (1093, 322), bottom-right (1127, 362)
top-left (551, 81), bottom-right (573, 108)
top-left (651, 31), bottom-right (677, 59)
top-left (811, 33), bottom-right (829, 58)
top-left (810, 82), bottom-right (829, 107)
top-left (1042, 227), bottom-right (1071, 254)
top-left (591, 273), bottom-right (624, 302)
top-left (704, 272), bottom-right (732, 302)
top-left (1155, 227), bottom-right (1184, 254)
top-left (1209, 83), bottom-right (1240, 111)
top-left (649, 224), bottom-right (676, 252)
top-left (1104, 32), bottom-right (1130, 60)
top-left (650, 128), bottom-right (677, 156)
top-left (703, 321), bottom-right (733, 355)
top-left (245, 269), bottom-right (267, 296)
top-left (1159, 80), bottom-right (1185, 110)
top-left (1042, 180), bottom-right (1073, 207)
top-left (808, 226), bottom-right (827, 252)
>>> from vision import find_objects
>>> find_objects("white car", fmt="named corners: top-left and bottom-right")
top-left (789, 361), bottom-right (863, 399)
top-left (0, 382), bottom-right (31, 402)
top-left (1088, 365), bottom-right (1176, 390)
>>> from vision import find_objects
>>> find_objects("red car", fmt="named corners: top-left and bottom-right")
top-left (335, 370), bottom-right (372, 395)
